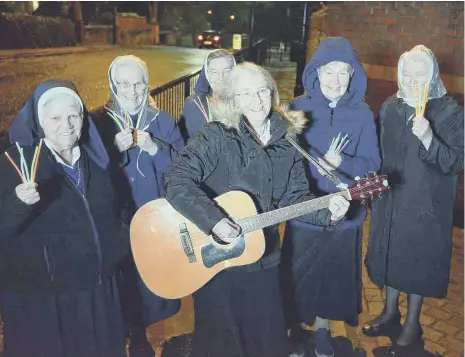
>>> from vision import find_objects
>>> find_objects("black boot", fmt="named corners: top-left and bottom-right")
top-left (389, 294), bottom-right (425, 355)
top-left (361, 311), bottom-right (402, 338)
top-left (128, 326), bottom-right (155, 357)
top-left (362, 286), bottom-right (402, 338)
top-left (389, 328), bottom-right (424, 356)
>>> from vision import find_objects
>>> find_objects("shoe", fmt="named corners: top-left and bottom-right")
top-left (288, 327), bottom-right (308, 357)
top-left (128, 333), bottom-right (155, 357)
top-left (361, 313), bottom-right (402, 338)
top-left (314, 328), bottom-right (334, 357)
top-left (389, 327), bottom-right (424, 356)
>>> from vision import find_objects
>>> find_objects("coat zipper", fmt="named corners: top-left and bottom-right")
top-left (43, 244), bottom-right (55, 282)
top-left (328, 108), bottom-right (334, 147)
top-left (66, 178), bottom-right (103, 285)
top-left (326, 108), bottom-right (335, 191)
top-left (81, 193), bottom-right (103, 285)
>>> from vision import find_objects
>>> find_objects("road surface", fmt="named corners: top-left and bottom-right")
top-left (0, 46), bottom-right (211, 133)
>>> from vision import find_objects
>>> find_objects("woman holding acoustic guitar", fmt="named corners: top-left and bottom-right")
top-left (163, 62), bottom-right (350, 357)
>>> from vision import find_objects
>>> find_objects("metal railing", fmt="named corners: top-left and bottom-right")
top-left (0, 40), bottom-right (268, 152)
top-left (150, 39), bottom-right (268, 120)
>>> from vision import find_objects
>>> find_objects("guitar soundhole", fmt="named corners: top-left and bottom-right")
top-left (202, 235), bottom-right (246, 268)
top-left (211, 233), bottom-right (230, 246)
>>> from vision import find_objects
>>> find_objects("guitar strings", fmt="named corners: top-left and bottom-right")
top-left (167, 181), bottom-right (387, 248)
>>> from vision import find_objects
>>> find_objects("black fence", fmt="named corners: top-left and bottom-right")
top-left (150, 38), bottom-right (269, 120)
top-left (0, 39), bottom-right (269, 152)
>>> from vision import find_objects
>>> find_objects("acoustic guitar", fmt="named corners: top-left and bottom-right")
top-left (130, 173), bottom-right (390, 299)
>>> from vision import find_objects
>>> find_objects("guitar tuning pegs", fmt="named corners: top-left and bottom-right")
top-left (365, 171), bottom-right (377, 178)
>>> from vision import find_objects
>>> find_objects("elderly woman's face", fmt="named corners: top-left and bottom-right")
top-left (207, 57), bottom-right (234, 94)
top-left (401, 56), bottom-right (430, 97)
top-left (114, 63), bottom-right (146, 112)
top-left (42, 95), bottom-right (83, 151)
top-left (234, 71), bottom-right (272, 124)
top-left (318, 61), bottom-right (352, 101)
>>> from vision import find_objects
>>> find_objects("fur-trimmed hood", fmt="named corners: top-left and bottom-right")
top-left (210, 99), bottom-right (308, 137)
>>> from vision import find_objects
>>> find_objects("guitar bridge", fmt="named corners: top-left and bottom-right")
top-left (179, 223), bottom-right (196, 263)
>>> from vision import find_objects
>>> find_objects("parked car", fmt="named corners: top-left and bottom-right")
top-left (197, 30), bottom-right (222, 49)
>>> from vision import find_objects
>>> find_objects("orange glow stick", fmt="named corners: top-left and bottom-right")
top-left (31, 140), bottom-right (43, 183)
top-left (5, 152), bottom-right (26, 183)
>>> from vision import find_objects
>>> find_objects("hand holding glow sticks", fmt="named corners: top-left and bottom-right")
top-left (412, 84), bottom-right (433, 149)
top-left (327, 132), bottom-right (350, 156)
top-left (115, 129), bottom-right (134, 152)
top-left (317, 154), bottom-right (342, 174)
top-left (4, 140), bottom-right (43, 205)
top-left (15, 182), bottom-right (40, 205)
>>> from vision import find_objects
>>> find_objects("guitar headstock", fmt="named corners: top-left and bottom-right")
top-left (348, 172), bottom-right (390, 202)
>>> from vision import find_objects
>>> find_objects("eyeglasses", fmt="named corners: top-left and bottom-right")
top-left (208, 68), bottom-right (233, 79)
top-left (115, 80), bottom-right (147, 92)
top-left (235, 88), bottom-right (272, 104)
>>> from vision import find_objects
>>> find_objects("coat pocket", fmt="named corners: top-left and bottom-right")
top-left (43, 244), bottom-right (55, 283)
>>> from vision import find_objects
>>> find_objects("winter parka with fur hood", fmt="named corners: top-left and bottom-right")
top-left (163, 107), bottom-right (334, 272)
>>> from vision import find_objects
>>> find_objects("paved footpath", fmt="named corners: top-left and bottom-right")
top-left (0, 48), bottom-right (461, 357)
top-left (265, 55), bottom-right (464, 357)
top-left (150, 53), bottom-right (464, 357)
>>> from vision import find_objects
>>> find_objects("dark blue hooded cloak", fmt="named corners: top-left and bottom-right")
top-left (289, 37), bottom-right (381, 229)
top-left (281, 38), bottom-right (381, 328)
top-left (179, 50), bottom-right (235, 141)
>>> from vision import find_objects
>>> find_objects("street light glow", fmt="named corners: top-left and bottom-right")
top-left (207, 10), bottom-right (212, 14)
top-left (230, 15), bottom-right (235, 20)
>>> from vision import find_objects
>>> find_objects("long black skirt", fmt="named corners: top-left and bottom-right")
top-left (117, 255), bottom-right (181, 332)
top-left (281, 224), bottom-right (363, 327)
top-left (191, 266), bottom-right (289, 357)
top-left (0, 275), bottom-right (126, 357)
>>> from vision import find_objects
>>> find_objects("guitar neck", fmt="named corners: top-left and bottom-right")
top-left (238, 190), bottom-right (350, 234)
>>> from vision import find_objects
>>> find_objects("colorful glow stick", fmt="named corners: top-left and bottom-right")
top-left (338, 139), bottom-right (350, 154)
top-left (5, 152), bottom-right (26, 183)
top-left (194, 98), bottom-right (209, 122)
top-left (421, 84), bottom-right (429, 117)
top-left (6, 140), bottom-right (43, 184)
top-left (31, 139), bottom-right (43, 183)
top-left (334, 134), bottom-right (348, 153)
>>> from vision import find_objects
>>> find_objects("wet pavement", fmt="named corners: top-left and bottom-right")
top-left (0, 45), bottom-right (210, 134)
top-left (152, 50), bottom-right (464, 357)
top-left (0, 47), bottom-right (462, 357)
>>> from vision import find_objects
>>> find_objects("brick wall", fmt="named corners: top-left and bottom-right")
top-left (115, 16), bottom-right (156, 46)
top-left (116, 17), bottom-right (152, 32)
top-left (308, 1), bottom-right (464, 94)
top-left (84, 25), bottom-right (113, 45)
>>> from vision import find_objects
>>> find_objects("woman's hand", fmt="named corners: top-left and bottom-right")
top-left (412, 116), bottom-right (433, 150)
top-left (15, 183), bottom-right (40, 205)
top-left (317, 154), bottom-right (342, 174)
top-left (212, 218), bottom-right (241, 243)
top-left (115, 129), bottom-right (134, 152)
top-left (137, 130), bottom-right (158, 155)
top-left (328, 195), bottom-right (349, 221)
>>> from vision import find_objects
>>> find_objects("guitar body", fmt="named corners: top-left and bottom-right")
top-left (130, 191), bottom-right (266, 299)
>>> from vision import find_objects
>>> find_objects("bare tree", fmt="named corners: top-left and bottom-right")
top-left (147, 1), bottom-right (158, 24)
top-left (71, 1), bottom-right (84, 44)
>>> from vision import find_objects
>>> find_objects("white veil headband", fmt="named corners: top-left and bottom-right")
top-left (37, 87), bottom-right (83, 127)
top-left (107, 55), bottom-right (159, 131)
